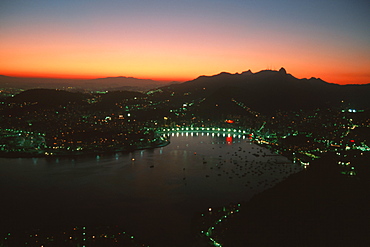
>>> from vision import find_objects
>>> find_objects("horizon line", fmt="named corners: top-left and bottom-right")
top-left (0, 69), bottom-right (369, 85)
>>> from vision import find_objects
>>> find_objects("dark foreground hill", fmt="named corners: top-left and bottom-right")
top-left (219, 153), bottom-right (370, 246)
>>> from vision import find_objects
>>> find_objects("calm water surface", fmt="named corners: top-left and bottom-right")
top-left (0, 133), bottom-right (302, 245)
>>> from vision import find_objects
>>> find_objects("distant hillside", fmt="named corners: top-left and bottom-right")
top-left (95, 90), bottom-right (147, 109)
top-left (155, 68), bottom-right (370, 115)
top-left (0, 75), bottom-right (166, 91)
top-left (6, 89), bottom-right (87, 106)
top-left (5, 89), bottom-right (151, 111)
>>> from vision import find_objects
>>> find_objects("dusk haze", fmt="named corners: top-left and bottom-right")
top-left (0, 0), bottom-right (369, 84)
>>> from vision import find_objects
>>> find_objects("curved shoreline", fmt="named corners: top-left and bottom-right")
top-left (0, 139), bottom-right (170, 159)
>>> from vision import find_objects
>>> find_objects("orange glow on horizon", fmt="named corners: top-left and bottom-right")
top-left (1, 1), bottom-right (369, 85)
top-left (1, 27), bottom-right (369, 85)
top-left (1, 21), bottom-right (369, 85)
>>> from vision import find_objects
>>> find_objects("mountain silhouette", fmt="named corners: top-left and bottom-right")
top-left (155, 68), bottom-right (370, 115)
top-left (3, 69), bottom-right (370, 116)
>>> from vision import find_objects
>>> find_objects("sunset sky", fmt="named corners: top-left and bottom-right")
top-left (0, 0), bottom-right (369, 84)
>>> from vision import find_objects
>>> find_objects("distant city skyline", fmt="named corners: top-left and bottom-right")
top-left (1, 0), bottom-right (369, 84)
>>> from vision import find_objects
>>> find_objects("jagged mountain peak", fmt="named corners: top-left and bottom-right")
top-left (279, 67), bottom-right (287, 74)
top-left (241, 70), bottom-right (253, 76)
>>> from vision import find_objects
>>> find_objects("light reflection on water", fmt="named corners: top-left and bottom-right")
top-left (0, 133), bottom-right (302, 245)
